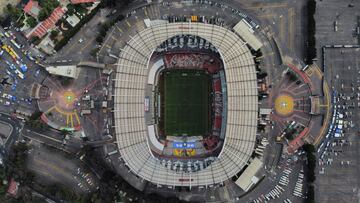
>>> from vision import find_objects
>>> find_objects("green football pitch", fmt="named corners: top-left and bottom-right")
top-left (164, 69), bottom-right (210, 136)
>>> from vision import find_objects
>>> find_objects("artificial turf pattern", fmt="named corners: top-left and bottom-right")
top-left (164, 69), bottom-right (210, 136)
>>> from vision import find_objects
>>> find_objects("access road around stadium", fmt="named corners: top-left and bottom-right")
top-left (0, 113), bottom-right (23, 152)
top-left (26, 140), bottom-right (99, 194)
top-left (96, 0), bottom-right (304, 65)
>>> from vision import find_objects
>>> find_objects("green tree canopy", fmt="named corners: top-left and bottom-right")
top-left (26, 15), bottom-right (38, 28)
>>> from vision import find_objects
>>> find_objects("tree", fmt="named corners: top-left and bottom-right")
top-left (95, 35), bottom-right (104, 44)
top-left (285, 130), bottom-right (295, 140)
top-left (287, 70), bottom-right (298, 81)
top-left (66, 4), bottom-right (76, 16)
top-left (60, 129), bottom-right (69, 136)
top-left (4, 4), bottom-right (24, 26)
top-left (306, 0), bottom-right (317, 64)
top-left (302, 144), bottom-right (316, 183)
top-left (257, 71), bottom-right (268, 79)
top-left (60, 77), bottom-right (72, 87)
top-left (30, 36), bottom-right (41, 45)
top-left (303, 144), bottom-right (316, 153)
top-left (38, 8), bottom-right (50, 21)
top-left (305, 185), bottom-right (315, 203)
top-left (26, 16), bottom-right (38, 28)
top-left (6, 143), bottom-right (35, 185)
top-left (90, 48), bottom-right (99, 57)
top-left (26, 111), bottom-right (48, 130)
top-left (44, 183), bottom-right (81, 202)
top-left (37, 0), bottom-right (60, 22)
top-left (50, 30), bottom-right (59, 40)
top-left (29, 111), bottom-right (43, 120)
top-left (103, 0), bottom-right (117, 7)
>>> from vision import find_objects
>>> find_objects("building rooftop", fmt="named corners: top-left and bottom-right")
top-left (26, 6), bottom-right (66, 39)
top-left (233, 19), bottom-right (263, 51)
top-left (7, 179), bottom-right (19, 197)
top-left (66, 14), bottom-right (80, 27)
top-left (46, 65), bottom-right (79, 78)
top-left (71, 0), bottom-right (98, 4)
top-left (23, 0), bottom-right (41, 18)
top-left (235, 157), bottom-right (263, 191)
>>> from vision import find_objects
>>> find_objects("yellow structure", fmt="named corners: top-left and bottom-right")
top-left (191, 16), bottom-right (198, 22)
top-left (186, 149), bottom-right (196, 156)
top-left (275, 94), bottom-right (294, 116)
top-left (173, 149), bottom-right (183, 157)
top-left (63, 91), bottom-right (76, 106)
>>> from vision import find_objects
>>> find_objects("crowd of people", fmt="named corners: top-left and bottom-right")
top-left (164, 53), bottom-right (222, 73)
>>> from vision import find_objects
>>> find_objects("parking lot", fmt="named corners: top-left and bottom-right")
top-left (316, 47), bottom-right (360, 203)
top-left (0, 27), bottom-right (47, 116)
top-left (315, 0), bottom-right (360, 67)
top-left (314, 1), bottom-right (360, 202)
top-left (246, 158), bottom-right (305, 203)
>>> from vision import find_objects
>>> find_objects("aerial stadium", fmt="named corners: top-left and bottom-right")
top-left (113, 20), bottom-right (262, 188)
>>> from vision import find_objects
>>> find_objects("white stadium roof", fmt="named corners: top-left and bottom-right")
top-left (233, 19), bottom-right (263, 51)
top-left (235, 157), bottom-right (263, 191)
top-left (113, 22), bottom-right (258, 187)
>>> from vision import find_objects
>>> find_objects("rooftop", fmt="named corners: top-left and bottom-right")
top-left (46, 65), bottom-right (79, 78)
top-left (26, 6), bottom-right (66, 39)
top-left (23, 0), bottom-right (41, 18)
top-left (71, 0), bottom-right (98, 4)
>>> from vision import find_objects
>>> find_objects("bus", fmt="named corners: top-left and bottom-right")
top-left (14, 69), bottom-right (24, 79)
top-left (10, 39), bottom-right (21, 49)
top-left (4, 32), bottom-right (11, 38)
top-left (8, 46), bottom-right (19, 59)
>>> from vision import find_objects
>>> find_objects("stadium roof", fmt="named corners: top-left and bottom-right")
top-left (235, 157), bottom-right (263, 191)
top-left (114, 22), bottom-right (259, 187)
top-left (233, 19), bottom-right (263, 51)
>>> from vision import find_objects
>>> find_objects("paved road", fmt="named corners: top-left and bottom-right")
top-left (0, 112), bottom-right (23, 152)
top-left (0, 26), bottom-right (48, 116)
top-left (26, 142), bottom-right (99, 195)
top-left (22, 127), bottom-right (83, 154)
